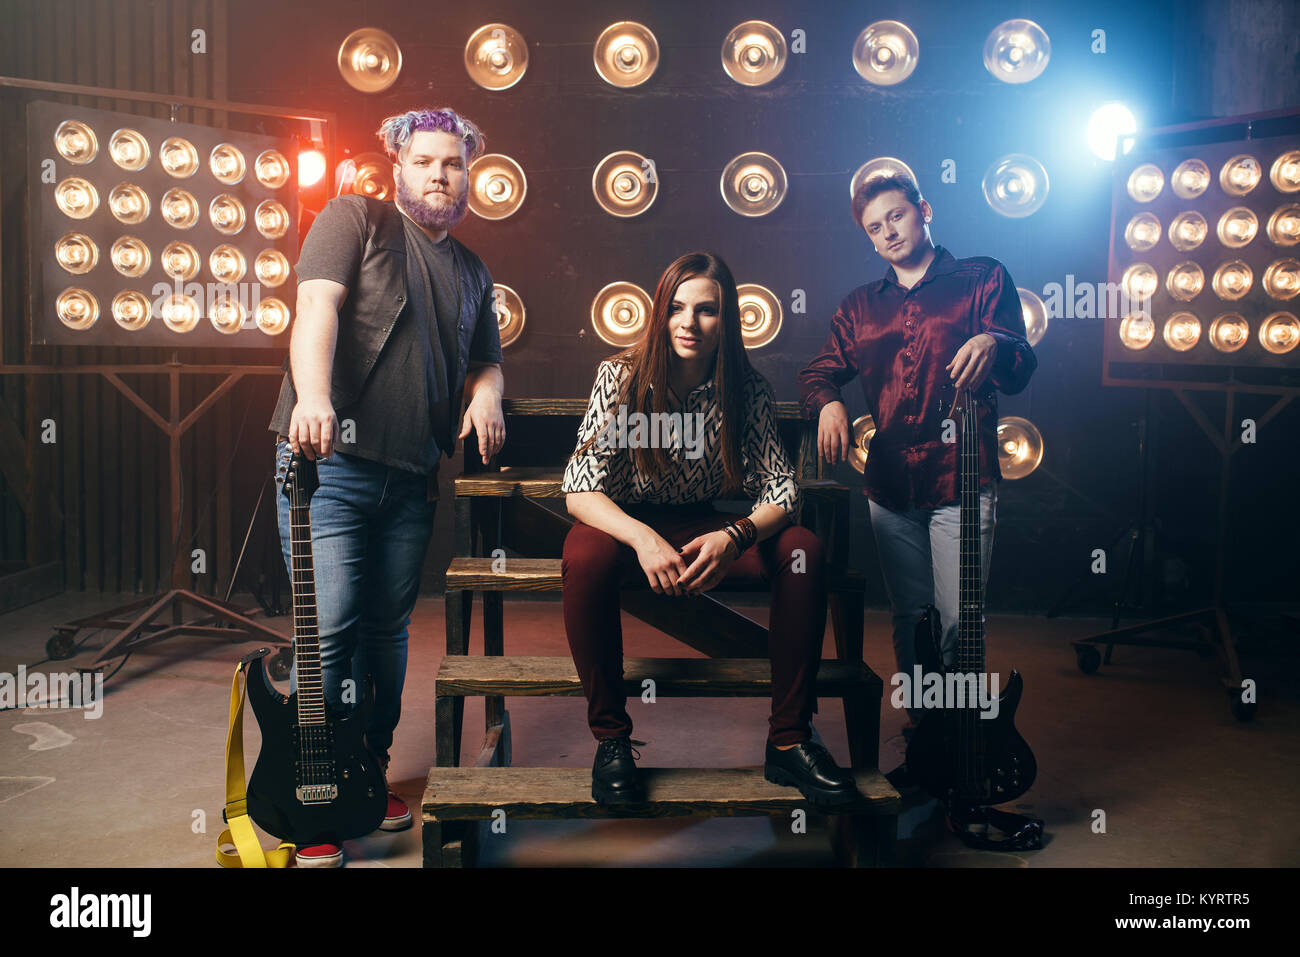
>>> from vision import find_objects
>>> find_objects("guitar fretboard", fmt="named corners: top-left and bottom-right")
top-left (288, 491), bottom-right (326, 729)
top-left (957, 390), bottom-right (985, 676)
top-left (956, 389), bottom-right (987, 797)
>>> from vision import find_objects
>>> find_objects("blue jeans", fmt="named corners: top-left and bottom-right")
top-left (868, 486), bottom-right (996, 721)
top-left (274, 439), bottom-right (436, 761)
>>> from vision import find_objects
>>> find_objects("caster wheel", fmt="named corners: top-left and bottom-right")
top-left (268, 647), bottom-right (292, 681)
top-left (1075, 646), bottom-right (1101, 675)
top-left (1230, 697), bottom-right (1256, 722)
top-left (46, 632), bottom-right (77, 660)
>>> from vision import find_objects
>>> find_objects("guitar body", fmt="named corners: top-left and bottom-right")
top-left (244, 651), bottom-right (387, 844)
top-left (905, 639), bottom-right (1037, 804)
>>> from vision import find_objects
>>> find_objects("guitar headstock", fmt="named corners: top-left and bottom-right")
top-left (282, 449), bottom-right (320, 503)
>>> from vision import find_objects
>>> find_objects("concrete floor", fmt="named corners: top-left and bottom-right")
top-left (1, 590), bottom-right (1296, 868)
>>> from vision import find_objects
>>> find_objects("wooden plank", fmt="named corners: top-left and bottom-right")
top-left (435, 655), bottom-right (881, 700)
top-left (456, 465), bottom-right (564, 498)
top-left (422, 767), bottom-right (899, 821)
top-left (445, 556), bottom-right (563, 590)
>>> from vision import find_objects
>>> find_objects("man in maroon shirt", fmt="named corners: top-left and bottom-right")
top-left (797, 174), bottom-right (1036, 782)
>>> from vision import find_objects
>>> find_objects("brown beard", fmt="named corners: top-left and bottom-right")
top-left (396, 175), bottom-right (469, 231)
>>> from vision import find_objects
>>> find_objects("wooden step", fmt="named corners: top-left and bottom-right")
top-left (423, 766), bottom-right (899, 821)
top-left (436, 655), bottom-right (882, 698)
top-left (455, 466), bottom-right (852, 500)
top-left (445, 557), bottom-right (562, 591)
top-left (443, 556), bottom-right (865, 593)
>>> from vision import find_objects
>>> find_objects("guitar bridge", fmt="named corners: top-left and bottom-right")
top-left (295, 784), bottom-right (338, 804)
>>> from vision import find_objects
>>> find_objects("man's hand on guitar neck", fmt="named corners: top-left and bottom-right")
top-left (287, 397), bottom-right (340, 461)
top-left (947, 332), bottom-right (998, 391)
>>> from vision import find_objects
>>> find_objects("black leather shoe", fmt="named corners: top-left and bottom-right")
top-left (592, 737), bottom-right (644, 804)
top-left (764, 741), bottom-right (860, 806)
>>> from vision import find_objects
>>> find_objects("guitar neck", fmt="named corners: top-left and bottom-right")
top-left (287, 495), bottom-right (325, 727)
top-left (957, 390), bottom-right (984, 675)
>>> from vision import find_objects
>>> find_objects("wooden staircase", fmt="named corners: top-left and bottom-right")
top-left (423, 400), bottom-right (899, 867)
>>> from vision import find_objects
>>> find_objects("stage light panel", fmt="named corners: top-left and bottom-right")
top-left (1106, 131), bottom-right (1300, 387)
top-left (27, 100), bottom-right (300, 347)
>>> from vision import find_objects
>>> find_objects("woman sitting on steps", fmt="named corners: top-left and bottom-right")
top-left (560, 250), bottom-right (860, 807)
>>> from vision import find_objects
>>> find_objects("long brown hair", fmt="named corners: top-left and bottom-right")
top-left (579, 251), bottom-right (753, 493)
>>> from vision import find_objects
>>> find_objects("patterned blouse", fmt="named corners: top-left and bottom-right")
top-left (561, 358), bottom-right (801, 516)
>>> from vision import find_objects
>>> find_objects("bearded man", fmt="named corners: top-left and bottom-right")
top-left (267, 108), bottom-right (505, 866)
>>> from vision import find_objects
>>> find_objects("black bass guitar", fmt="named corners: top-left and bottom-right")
top-left (903, 388), bottom-right (1042, 850)
top-left (244, 451), bottom-right (387, 845)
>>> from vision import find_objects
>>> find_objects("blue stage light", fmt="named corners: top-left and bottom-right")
top-left (1087, 103), bottom-right (1138, 161)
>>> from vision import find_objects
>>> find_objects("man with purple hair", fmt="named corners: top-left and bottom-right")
top-left (268, 107), bottom-right (505, 866)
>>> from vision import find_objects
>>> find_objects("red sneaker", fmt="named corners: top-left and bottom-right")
top-left (381, 790), bottom-right (412, 832)
top-left (295, 842), bottom-right (343, 868)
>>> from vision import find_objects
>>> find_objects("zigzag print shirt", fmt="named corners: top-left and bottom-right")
top-left (561, 359), bottom-right (800, 516)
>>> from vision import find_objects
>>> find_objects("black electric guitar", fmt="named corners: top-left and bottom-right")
top-left (243, 451), bottom-right (387, 845)
top-left (903, 389), bottom-right (1042, 850)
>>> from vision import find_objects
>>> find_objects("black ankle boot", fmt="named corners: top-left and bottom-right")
top-left (764, 740), bottom-right (860, 806)
top-left (592, 736), bottom-right (644, 804)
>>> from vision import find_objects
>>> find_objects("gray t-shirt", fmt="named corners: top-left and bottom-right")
top-left (269, 199), bottom-right (484, 473)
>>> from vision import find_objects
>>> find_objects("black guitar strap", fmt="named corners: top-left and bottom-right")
top-left (948, 802), bottom-right (1044, 852)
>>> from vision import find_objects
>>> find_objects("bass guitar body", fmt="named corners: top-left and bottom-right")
top-left (244, 650), bottom-right (386, 845)
top-left (905, 605), bottom-right (1037, 805)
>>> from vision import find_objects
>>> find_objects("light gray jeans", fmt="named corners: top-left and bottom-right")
top-left (868, 485), bottom-right (997, 722)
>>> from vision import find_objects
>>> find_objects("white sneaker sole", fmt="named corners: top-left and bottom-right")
top-left (295, 848), bottom-right (343, 868)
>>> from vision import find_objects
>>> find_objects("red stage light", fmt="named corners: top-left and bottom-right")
top-left (298, 149), bottom-right (326, 189)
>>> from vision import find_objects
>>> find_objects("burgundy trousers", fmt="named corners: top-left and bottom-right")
top-left (561, 503), bottom-right (828, 747)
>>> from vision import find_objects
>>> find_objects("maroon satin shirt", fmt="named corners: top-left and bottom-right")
top-left (798, 246), bottom-right (1037, 511)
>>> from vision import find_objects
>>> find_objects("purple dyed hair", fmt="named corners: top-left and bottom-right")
top-left (376, 108), bottom-right (486, 163)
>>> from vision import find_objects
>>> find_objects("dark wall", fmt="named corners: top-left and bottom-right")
top-left (3, 0), bottom-right (1297, 615)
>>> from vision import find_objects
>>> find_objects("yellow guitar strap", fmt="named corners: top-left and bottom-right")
top-left (216, 660), bottom-right (296, 868)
